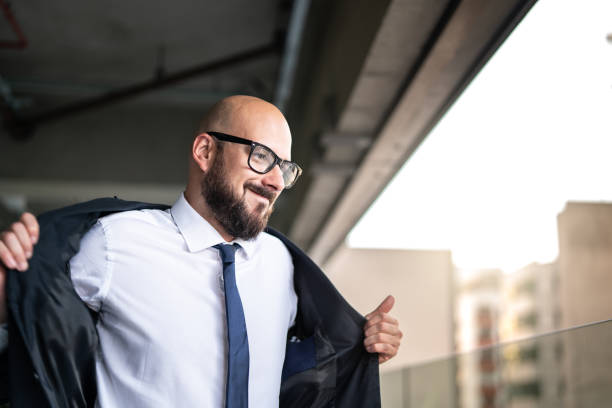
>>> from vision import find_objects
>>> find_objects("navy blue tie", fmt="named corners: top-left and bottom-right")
top-left (214, 244), bottom-right (249, 408)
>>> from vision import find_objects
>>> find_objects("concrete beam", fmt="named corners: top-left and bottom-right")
top-left (307, 0), bottom-right (537, 264)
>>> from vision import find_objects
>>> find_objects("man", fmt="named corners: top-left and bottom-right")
top-left (0, 96), bottom-right (401, 407)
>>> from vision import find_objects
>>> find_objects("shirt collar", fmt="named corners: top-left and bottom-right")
top-left (170, 193), bottom-right (256, 259)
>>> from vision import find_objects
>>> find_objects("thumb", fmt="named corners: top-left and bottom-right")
top-left (367, 295), bottom-right (395, 319)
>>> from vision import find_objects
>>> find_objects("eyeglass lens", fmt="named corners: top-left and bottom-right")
top-left (249, 145), bottom-right (299, 187)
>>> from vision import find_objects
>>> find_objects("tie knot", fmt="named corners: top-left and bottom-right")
top-left (214, 243), bottom-right (238, 263)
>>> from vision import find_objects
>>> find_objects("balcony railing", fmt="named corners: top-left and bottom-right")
top-left (381, 319), bottom-right (612, 407)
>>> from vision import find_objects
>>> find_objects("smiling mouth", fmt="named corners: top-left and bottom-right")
top-left (245, 183), bottom-right (276, 202)
top-left (248, 188), bottom-right (270, 202)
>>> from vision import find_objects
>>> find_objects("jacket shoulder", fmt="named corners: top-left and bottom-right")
top-left (38, 197), bottom-right (170, 224)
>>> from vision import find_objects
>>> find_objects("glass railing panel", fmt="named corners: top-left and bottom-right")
top-left (381, 319), bottom-right (612, 407)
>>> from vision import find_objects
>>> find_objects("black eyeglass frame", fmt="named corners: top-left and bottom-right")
top-left (208, 131), bottom-right (303, 189)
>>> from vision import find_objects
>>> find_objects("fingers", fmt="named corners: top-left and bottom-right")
top-left (20, 212), bottom-right (39, 244)
top-left (363, 312), bottom-right (398, 331)
top-left (364, 321), bottom-right (403, 338)
top-left (363, 320), bottom-right (402, 357)
top-left (11, 222), bottom-right (33, 258)
top-left (0, 240), bottom-right (19, 270)
top-left (364, 335), bottom-right (399, 358)
top-left (364, 332), bottom-right (401, 349)
top-left (0, 214), bottom-right (38, 272)
top-left (379, 355), bottom-right (392, 364)
top-left (0, 230), bottom-right (29, 271)
top-left (365, 341), bottom-right (399, 364)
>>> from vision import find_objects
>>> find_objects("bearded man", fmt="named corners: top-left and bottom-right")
top-left (0, 95), bottom-right (402, 407)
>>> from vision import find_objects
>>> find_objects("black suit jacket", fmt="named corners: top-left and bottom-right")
top-left (1, 198), bottom-right (380, 407)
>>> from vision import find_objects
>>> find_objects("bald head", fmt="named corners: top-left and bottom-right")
top-left (198, 95), bottom-right (291, 150)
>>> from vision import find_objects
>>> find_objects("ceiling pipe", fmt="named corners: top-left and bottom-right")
top-left (7, 41), bottom-right (281, 138)
top-left (0, 0), bottom-right (28, 49)
top-left (274, 0), bottom-right (310, 113)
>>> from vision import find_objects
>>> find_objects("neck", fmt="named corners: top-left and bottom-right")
top-left (184, 186), bottom-right (235, 242)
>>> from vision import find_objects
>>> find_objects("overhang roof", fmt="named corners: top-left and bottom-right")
top-left (0, 0), bottom-right (536, 262)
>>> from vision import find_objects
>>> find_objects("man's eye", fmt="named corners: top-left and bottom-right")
top-left (253, 152), bottom-right (269, 161)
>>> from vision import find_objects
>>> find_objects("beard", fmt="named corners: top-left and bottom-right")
top-left (201, 153), bottom-right (276, 240)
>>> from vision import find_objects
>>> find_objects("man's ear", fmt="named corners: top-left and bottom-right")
top-left (192, 132), bottom-right (216, 172)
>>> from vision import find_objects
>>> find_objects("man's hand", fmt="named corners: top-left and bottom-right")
top-left (363, 295), bottom-right (402, 364)
top-left (0, 212), bottom-right (39, 323)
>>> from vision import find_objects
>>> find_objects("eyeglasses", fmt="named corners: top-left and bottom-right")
top-left (208, 131), bottom-right (303, 189)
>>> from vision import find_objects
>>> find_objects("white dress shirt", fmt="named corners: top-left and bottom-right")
top-left (69, 194), bottom-right (298, 407)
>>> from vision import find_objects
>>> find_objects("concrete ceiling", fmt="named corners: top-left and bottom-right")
top-left (0, 0), bottom-right (536, 261)
top-left (0, 0), bottom-right (289, 211)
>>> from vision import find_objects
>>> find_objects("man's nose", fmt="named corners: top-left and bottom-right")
top-left (261, 164), bottom-right (285, 192)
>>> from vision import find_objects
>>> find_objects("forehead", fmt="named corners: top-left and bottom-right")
top-left (229, 102), bottom-right (292, 160)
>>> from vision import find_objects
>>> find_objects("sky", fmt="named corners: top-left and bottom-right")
top-left (347, 0), bottom-right (612, 272)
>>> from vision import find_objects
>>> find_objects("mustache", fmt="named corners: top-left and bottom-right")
top-left (245, 182), bottom-right (276, 201)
